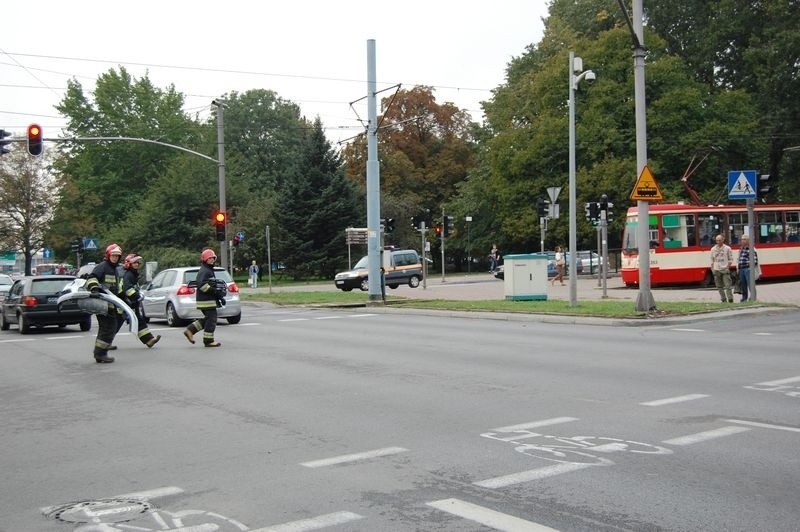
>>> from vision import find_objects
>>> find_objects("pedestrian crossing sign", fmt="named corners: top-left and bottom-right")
top-left (728, 170), bottom-right (757, 199)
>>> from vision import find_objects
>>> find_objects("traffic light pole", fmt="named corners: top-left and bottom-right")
top-left (212, 100), bottom-right (229, 271)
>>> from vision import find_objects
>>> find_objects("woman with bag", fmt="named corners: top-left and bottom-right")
top-left (552, 245), bottom-right (566, 286)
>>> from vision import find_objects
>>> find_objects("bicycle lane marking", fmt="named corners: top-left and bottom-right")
top-left (474, 463), bottom-right (595, 488)
top-left (744, 375), bottom-right (800, 398)
top-left (300, 446), bottom-right (408, 468)
top-left (427, 498), bottom-right (559, 531)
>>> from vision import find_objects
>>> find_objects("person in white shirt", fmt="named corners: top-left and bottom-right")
top-left (710, 234), bottom-right (734, 302)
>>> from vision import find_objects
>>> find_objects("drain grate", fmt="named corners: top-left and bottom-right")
top-left (45, 498), bottom-right (152, 524)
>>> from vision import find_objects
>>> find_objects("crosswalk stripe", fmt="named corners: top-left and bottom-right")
top-left (639, 394), bottom-right (710, 406)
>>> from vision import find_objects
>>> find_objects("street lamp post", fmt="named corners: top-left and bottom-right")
top-left (568, 51), bottom-right (595, 307)
top-left (466, 215), bottom-right (472, 274)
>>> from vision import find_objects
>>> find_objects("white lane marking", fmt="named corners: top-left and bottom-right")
top-left (348, 313), bottom-right (376, 317)
top-left (725, 419), bottom-right (800, 433)
top-left (662, 426), bottom-right (751, 446)
top-left (492, 417), bottom-right (579, 433)
top-left (236, 322), bottom-right (260, 327)
top-left (250, 511), bottom-right (363, 532)
top-left (0, 338), bottom-right (35, 343)
top-left (300, 446), bottom-right (408, 468)
top-left (313, 316), bottom-right (343, 320)
top-left (754, 332), bottom-right (773, 336)
top-left (46, 335), bottom-right (84, 340)
top-left (474, 463), bottom-right (594, 488)
top-left (639, 394), bottom-right (710, 406)
top-left (279, 318), bottom-right (309, 322)
top-left (427, 498), bottom-right (559, 531)
top-left (670, 328), bottom-right (705, 332)
top-left (754, 376), bottom-right (800, 386)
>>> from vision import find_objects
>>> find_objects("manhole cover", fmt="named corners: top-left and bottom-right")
top-left (45, 498), bottom-right (152, 524)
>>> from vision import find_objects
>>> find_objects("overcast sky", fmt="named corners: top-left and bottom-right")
top-left (2, 1), bottom-right (549, 145)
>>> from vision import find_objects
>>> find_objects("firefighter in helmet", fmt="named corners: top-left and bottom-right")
top-left (183, 248), bottom-right (224, 347)
top-left (121, 254), bottom-right (161, 348)
top-left (85, 243), bottom-right (125, 363)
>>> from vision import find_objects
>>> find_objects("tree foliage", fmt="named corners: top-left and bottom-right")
top-left (0, 149), bottom-right (61, 274)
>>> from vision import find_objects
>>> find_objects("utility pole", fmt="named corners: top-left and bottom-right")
top-left (212, 99), bottom-right (229, 271)
top-left (365, 40), bottom-right (382, 303)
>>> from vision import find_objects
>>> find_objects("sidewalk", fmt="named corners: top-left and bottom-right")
top-left (240, 273), bottom-right (800, 306)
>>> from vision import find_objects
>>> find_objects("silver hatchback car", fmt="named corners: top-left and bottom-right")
top-left (140, 267), bottom-right (241, 326)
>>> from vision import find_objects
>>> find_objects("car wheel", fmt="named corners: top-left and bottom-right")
top-left (388, 284), bottom-right (399, 289)
top-left (166, 302), bottom-right (182, 327)
top-left (408, 275), bottom-right (421, 288)
top-left (340, 287), bottom-right (353, 292)
top-left (226, 314), bottom-right (241, 325)
top-left (0, 311), bottom-right (8, 331)
top-left (80, 317), bottom-right (92, 331)
top-left (359, 279), bottom-right (369, 291)
top-left (18, 313), bottom-right (30, 334)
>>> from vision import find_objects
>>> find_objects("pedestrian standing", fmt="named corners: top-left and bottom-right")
top-left (711, 234), bottom-right (734, 303)
top-left (248, 260), bottom-right (260, 288)
top-left (85, 244), bottom-right (125, 363)
top-left (489, 244), bottom-right (500, 273)
top-left (736, 234), bottom-right (758, 302)
top-left (121, 254), bottom-right (161, 347)
top-left (183, 248), bottom-right (224, 347)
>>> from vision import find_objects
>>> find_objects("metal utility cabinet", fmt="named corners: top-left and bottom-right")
top-left (503, 253), bottom-right (548, 301)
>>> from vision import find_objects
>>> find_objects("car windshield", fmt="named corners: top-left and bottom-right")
top-left (30, 279), bottom-right (72, 295)
top-left (181, 268), bottom-right (233, 284)
top-left (0, 276), bottom-right (12, 286)
top-left (352, 256), bottom-right (369, 269)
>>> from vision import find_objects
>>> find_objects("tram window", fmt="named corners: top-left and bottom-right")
top-left (697, 213), bottom-right (723, 247)
top-left (662, 214), bottom-right (695, 248)
top-left (786, 211), bottom-right (799, 242)
top-left (728, 212), bottom-right (747, 245)
top-left (758, 211), bottom-right (783, 244)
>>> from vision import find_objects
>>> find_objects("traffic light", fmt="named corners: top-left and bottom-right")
top-left (70, 239), bottom-right (80, 253)
top-left (536, 198), bottom-right (547, 218)
top-left (443, 215), bottom-right (454, 237)
top-left (233, 233), bottom-right (240, 246)
top-left (386, 218), bottom-right (396, 233)
top-left (758, 174), bottom-right (771, 195)
top-left (0, 129), bottom-right (12, 157)
top-left (434, 224), bottom-right (442, 237)
top-left (213, 210), bottom-right (226, 241)
top-left (411, 216), bottom-right (419, 230)
top-left (27, 124), bottom-right (43, 156)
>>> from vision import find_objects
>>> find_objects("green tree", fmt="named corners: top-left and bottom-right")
top-left (52, 67), bottom-right (200, 241)
top-left (275, 119), bottom-right (362, 278)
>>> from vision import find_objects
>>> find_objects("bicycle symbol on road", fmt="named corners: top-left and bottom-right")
top-left (480, 420), bottom-right (672, 466)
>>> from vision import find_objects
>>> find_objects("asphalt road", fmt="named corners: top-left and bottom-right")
top-left (0, 306), bottom-right (798, 531)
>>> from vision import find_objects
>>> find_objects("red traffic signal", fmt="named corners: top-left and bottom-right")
top-left (27, 124), bottom-right (43, 156)
top-left (434, 224), bottom-right (442, 235)
top-left (213, 211), bottom-right (226, 241)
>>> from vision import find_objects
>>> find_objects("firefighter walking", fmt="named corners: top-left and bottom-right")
top-left (85, 244), bottom-right (125, 363)
top-left (121, 254), bottom-right (161, 348)
top-left (183, 248), bottom-right (224, 347)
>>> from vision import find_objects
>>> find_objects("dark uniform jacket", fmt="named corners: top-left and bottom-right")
top-left (85, 259), bottom-right (123, 296)
top-left (195, 262), bottom-right (218, 310)
top-left (121, 268), bottom-right (142, 307)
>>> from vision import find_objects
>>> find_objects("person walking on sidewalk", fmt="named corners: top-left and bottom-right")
top-left (552, 245), bottom-right (566, 285)
top-left (183, 248), bottom-right (224, 347)
top-left (711, 234), bottom-right (734, 302)
top-left (248, 260), bottom-right (260, 288)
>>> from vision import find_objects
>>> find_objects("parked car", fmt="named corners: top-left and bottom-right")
top-left (0, 275), bottom-right (92, 334)
top-left (140, 267), bottom-right (241, 326)
top-left (0, 273), bottom-right (13, 301)
top-left (334, 249), bottom-right (423, 291)
top-left (575, 251), bottom-right (609, 273)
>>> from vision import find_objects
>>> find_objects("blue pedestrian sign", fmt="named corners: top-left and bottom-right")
top-left (236, 231), bottom-right (245, 240)
top-left (42, 247), bottom-right (53, 259)
top-left (83, 238), bottom-right (98, 251)
top-left (728, 170), bottom-right (757, 199)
